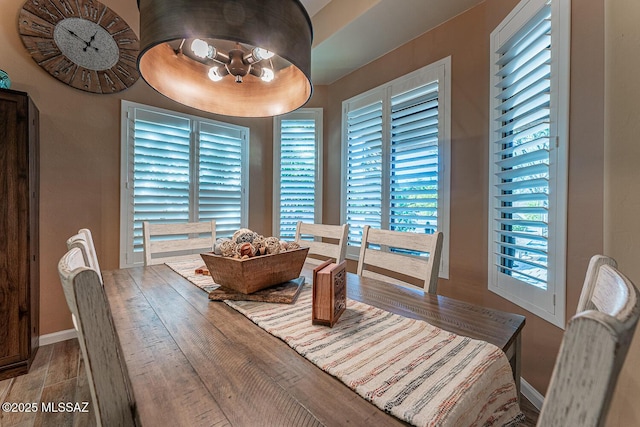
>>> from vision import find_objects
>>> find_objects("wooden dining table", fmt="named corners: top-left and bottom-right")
top-left (103, 262), bottom-right (525, 426)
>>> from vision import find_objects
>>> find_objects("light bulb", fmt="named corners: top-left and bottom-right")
top-left (253, 47), bottom-right (275, 61)
top-left (261, 67), bottom-right (274, 82)
top-left (191, 39), bottom-right (212, 59)
top-left (208, 67), bottom-right (223, 82)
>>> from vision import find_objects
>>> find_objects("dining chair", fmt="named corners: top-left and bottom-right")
top-left (294, 221), bottom-right (348, 266)
top-left (536, 255), bottom-right (640, 427)
top-left (58, 247), bottom-right (138, 426)
top-left (142, 220), bottom-right (216, 265)
top-left (66, 229), bottom-right (102, 283)
top-left (356, 225), bottom-right (443, 294)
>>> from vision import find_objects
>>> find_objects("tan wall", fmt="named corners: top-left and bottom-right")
top-left (603, 1), bottom-right (640, 425)
top-left (325, 0), bottom-right (605, 396)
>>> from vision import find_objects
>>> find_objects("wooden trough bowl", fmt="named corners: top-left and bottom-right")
top-left (200, 247), bottom-right (309, 294)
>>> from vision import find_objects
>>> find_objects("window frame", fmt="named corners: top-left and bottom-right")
top-left (119, 100), bottom-right (249, 268)
top-left (340, 57), bottom-right (451, 279)
top-left (488, 0), bottom-right (570, 328)
top-left (272, 108), bottom-right (323, 239)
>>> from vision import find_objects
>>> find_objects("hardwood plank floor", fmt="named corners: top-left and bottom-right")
top-left (0, 340), bottom-right (94, 427)
top-left (0, 339), bottom-right (540, 426)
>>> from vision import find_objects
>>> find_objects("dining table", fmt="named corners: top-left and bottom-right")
top-left (103, 260), bottom-right (526, 426)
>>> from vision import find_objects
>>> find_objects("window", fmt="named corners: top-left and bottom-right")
top-left (488, 0), bottom-right (569, 327)
top-left (273, 108), bottom-right (323, 239)
top-left (341, 58), bottom-right (451, 278)
top-left (120, 101), bottom-right (249, 267)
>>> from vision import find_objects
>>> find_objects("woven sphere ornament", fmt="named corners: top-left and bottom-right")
top-left (253, 235), bottom-right (266, 251)
top-left (233, 228), bottom-right (258, 244)
top-left (213, 237), bottom-right (230, 255)
top-left (219, 239), bottom-right (238, 257)
top-left (264, 236), bottom-right (281, 254)
top-left (287, 241), bottom-right (301, 251)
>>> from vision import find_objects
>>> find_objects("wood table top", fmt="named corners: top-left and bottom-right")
top-left (103, 263), bottom-right (525, 426)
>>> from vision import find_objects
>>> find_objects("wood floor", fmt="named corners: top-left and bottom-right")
top-left (0, 339), bottom-right (540, 426)
top-left (0, 340), bottom-right (94, 427)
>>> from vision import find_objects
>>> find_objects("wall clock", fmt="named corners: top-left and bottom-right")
top-left (18, 0), bottom-right (140, 94)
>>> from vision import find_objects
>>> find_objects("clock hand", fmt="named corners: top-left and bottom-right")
top-left (62, 26), bottom-right (90, 44)
top-left (83, 30), bottom-right (100, 52)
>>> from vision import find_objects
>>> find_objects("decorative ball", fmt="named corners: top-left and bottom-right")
top-left (253, 235), bottom-right (266, 251)
top-left (233, 228), bottom-right (258, 244)
top-left (219, 239), bottom-right (238, 257)
top-left (0, 69), bottom-right (10, 89)
top-left (264, 236), bottom-right (281, 254)
top-left (213, 238), bottom-right (230, 255)
top-left (239, 242), bottom-right (255, 257)
top-left (287, 241), bottom-right (301, 251)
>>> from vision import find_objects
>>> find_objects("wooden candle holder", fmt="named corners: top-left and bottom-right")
top-left (312, 260), bottom-right (347, 327)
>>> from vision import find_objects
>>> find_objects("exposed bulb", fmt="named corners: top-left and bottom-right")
top-left (261, 67), bottom-right (274, 82)
top-left (208, 67), bottom-right (224, 82)
top-left (253, 47), bottom-right (275, 61)
top-left (191, 39), bottom-right (214, 59)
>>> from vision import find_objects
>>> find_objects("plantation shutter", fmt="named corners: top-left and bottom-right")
top-left (131, 109), bottom-right (191, 254)
top-left (277, 118), bottom-right (317, 239)
top-left (492, 4), bottom-right (551, 289)
top-left (345, 101), bottom-right (383, 246)
top-left (122, 101), bottom-right (248, 267)
top-left (390, 82), bottom-right (439, 234)
top-left (198, 122), bottom-right (245, 238)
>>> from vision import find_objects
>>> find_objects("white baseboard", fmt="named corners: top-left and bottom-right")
top-left (39, 329), bottom-right (77, 346)
top-left (521, 377), bottom-right (544, 410)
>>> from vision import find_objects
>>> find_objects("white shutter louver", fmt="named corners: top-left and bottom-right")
top-left (132, 110), bottom-right (191, 254)
top-left (341, 59), bottom-right (450, 275)
top-left (345, 101), bottom-right (383, 246)
top-left (390, 82), bottom-right (439, 236)
top-left (198, 122), bottom-right (245, 238)
top-left (492, 4), bottom-right (551, 289)
top-left (122, 102), bottom-right (248, 266)
top-left (278, 118), bottom-right (317, 239)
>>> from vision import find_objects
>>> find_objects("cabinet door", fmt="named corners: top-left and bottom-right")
top-left (0, 93), bottom-right (29, 366)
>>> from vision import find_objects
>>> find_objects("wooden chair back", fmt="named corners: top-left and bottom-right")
top-left (142, 220), bottom-right (216, 265)
top-left (294, 221), bottom-right (348, 266)
top-left (537, 255), bottom-right (640, 427)
top-left (356, 226), bottom-right (443, 294)
top-left (79, 228), bottom-right (102, 278)
top-left (66, 230), bottom-right (102, 284)
top-left (58, 248), bottom-right (137, 426)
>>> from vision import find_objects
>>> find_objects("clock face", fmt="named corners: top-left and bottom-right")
top-left (18, 0), bottom-right (140, 94)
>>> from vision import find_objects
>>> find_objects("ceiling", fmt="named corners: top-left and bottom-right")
top-left (299, 0), bottom-right (484, 85)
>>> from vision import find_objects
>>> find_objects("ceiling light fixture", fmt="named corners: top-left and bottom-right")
top-left (137, 0), bottom-right (313, 117)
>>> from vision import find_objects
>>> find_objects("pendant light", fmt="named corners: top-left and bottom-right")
top-left (137, 0), bottom-right (313, 117)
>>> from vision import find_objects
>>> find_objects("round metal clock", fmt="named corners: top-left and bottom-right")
top-left (18, 0), bottom-right (140, 94)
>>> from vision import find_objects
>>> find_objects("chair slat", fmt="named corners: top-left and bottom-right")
top-left (356, 225), bottom-right (443, 294)
top-left (143, 220), bottom-right (216, 266)
top-left (294, 222), bottom-right (348, 263)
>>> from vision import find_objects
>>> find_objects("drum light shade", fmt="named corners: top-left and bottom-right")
top-left (137, 0), bottom-right (313, 117)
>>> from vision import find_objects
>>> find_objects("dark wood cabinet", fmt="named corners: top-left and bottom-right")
top-left (0, 88), bottom-right (39, 380)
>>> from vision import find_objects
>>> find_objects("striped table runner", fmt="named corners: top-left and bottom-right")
top-left (167, 260), bottom-right (524, 426)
